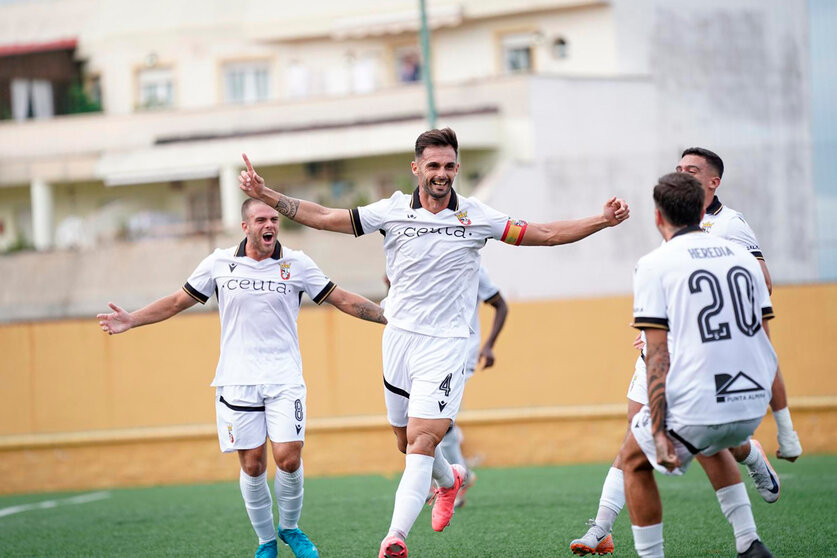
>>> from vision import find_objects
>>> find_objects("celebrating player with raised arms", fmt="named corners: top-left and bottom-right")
top-left (98, 199), bottom-right (386, 558)
top-left (239, 127), bottom-right (630, 558)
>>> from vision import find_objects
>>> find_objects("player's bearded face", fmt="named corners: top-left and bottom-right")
top-left (416, 146), bottom-right (459, 200)
top-left (244, 205), bottom-right (279, 256)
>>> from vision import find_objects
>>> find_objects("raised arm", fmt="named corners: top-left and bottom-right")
top-left (478, 293), bottom-right (508, 369)
top-left (644, 327), bottom-right (680, 471)
top-left (520, 197), bottom-right (630, 246)
top-left (97, 289), bottom-right (197, 335)
top-left (323, 286), bottom-right (387, 325)
top-left (239, 153), bottom-right (354, 234)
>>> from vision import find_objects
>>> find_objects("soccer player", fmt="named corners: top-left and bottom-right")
top-left (623, 171), bottom-right (778, 557)
top-left (438, 265), bottom-right (508, 509)
top-left (97, 199), bottom-right (386, 558)
top-left (570, 148), bottom-right (801, 556)
top-left (238, 127), bottom-right (630, 558)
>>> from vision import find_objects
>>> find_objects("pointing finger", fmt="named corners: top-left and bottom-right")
top-left (242, 153), bottom-right (254, 173)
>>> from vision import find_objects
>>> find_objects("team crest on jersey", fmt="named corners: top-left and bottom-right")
top-left (227, 424), bottom-right (235, 443)
top-left (455, 210), bottom-right (471, 226)
top-left (280, 262), bottom-right (291, 280)
top-left (701, 220), bottom-right (713, 232)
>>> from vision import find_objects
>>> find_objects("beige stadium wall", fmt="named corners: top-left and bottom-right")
top-left (1, 284), bottom-right (836, 494)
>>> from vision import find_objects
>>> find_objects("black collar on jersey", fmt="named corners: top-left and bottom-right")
top-left (410, 187), bottom-right (459, 211)
top-left (706, 195), bottom-right (723, 215)
top-left (236, 238), bottom-right (283, 260)
top-left (671, 224), bottom-right (703, 239)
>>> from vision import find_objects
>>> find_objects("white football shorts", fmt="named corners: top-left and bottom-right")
top-left (464, 330), bottom-right (481, 380)
top-left (382, 325), bottom-right (468, 427)
top-left (215, 383), bottom-right (307, 453)
top-left (626, 354), bottom-right (648, 405)
top-left (630, 405), bottom-right (762, 476)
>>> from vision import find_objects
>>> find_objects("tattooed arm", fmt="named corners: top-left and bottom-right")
top-left (644, 327), bottom-right (680, 471)
top-left (239, 153), bottom-right (354, 234)
top-left (324, 286), bottom-right (387, 325)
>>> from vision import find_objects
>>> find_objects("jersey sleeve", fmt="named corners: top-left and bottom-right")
top-left (476, 266), bottom-right (500, 302)
top-left (632, 257), bottom-right (668, 330)
top-left (183, 252), bottom-right (217, 304)
top-left (349, 193), bottom-right (399, 237)
top-left (725, 215), bottom-right (764, 260)
top-left (472, 199), bottom-right (529, 245)
top-left (751, 259), bottom-right (775, 321)
top-left (297, 252), bottom-right (337, 305)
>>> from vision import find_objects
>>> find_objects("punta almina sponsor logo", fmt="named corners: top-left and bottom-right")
top-left (688, 246), bottom-right (734, 260)
top-left (220, 278), bottom-right (292, 294)
top-left (396, 225), bottom-right (473, 238)
top-left (715, 372), bottom-right (766, 403)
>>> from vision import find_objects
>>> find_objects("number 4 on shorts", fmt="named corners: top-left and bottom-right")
top-left (439, 373), bottom-right (452, 397)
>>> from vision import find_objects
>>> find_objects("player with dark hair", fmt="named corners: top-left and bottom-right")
top-left (623, 172), bottom-right (777, 558)
top-left (98, 198), bottom-right (386, 558)
top-left (238, 127), bottom-right (630, 558)
top-left (571, 148), bottom-right (800, 556)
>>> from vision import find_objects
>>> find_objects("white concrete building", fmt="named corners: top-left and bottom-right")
top-left (0, 0), bottom-right (821, 320)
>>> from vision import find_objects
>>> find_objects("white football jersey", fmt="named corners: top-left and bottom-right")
top-left (632, 227), bottom-right (778, 426)
top-left (184, 239), bottom-right (335, 387)
top-left (701, 196), bottom-right (764, 260)
top-left (351, 189), bottom-right (526, 338)
top-left (467, 265), bottom-right (502, 371)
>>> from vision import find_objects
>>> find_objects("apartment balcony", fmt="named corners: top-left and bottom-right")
top-left (0, 76), bottom-right (536, 189)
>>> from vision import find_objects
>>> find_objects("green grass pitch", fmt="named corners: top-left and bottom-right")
top-left (1, 454), bottom-right (834, 557)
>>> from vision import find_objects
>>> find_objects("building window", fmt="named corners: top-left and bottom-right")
top-left (137, 67), bottom-right (174, 109)
top-left (501, 33), bottom-right (534, 74)
top-left (10, 79), bottom-right (54, 120)
top-left (553, 37), bottom-right (569, 59)
top-left (394, 45), bottom-right (422, 83)
top-left (223, 61), bottom-right (270, 104)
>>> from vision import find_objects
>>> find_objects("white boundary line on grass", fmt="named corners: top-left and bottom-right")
top-left (0, 491), bottom-right (111, 518)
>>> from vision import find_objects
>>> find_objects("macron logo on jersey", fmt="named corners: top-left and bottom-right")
top-left (714, 372), bottom-right (766, 403)
top-left (229, 263), bottom-right (237, 273)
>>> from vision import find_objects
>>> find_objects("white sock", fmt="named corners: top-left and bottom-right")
top-left (432, 444), bottom-right (455, 488)
top-left (741, 443), bottom-right (760, 467)
top-left (389, 453), bottom-right (434, 539)
top-left (632, 523), bottom-right (664, 558)
top-left (440, 425), bottom-right (467, 469)
top-left (275, 463), bottom-right (304, 531)
top-left (595, 467), bottom-right (625, 532)
top-left (716, 483), bottom-right (759, 554)
top-left (239, 470), bottom-right (276, 544)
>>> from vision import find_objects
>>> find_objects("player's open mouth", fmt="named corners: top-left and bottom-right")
top-left (262, 232), bottom-right (274, 242)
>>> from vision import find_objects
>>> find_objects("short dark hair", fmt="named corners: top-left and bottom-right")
top-left (241, 198), bottom-right (272, 221)
top-left (681, 147), bottom-right (724, 178)
top-left (653, 172), bottom-right (705, 227)
top-left (415, 127), bottom-right (458, 159)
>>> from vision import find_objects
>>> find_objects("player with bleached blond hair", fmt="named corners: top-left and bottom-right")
top-left (98, 198), bottom-right (386, 558)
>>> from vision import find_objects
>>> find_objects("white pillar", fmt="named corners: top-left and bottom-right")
top-left (219, 164), bottom-right (245, 232)
top-left (30, 178), bottom-right (54, 251)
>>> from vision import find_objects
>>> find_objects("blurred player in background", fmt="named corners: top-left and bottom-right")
top-left (238, 127), bottom-right (629, 558)
top-left (571, 148), bottom-right (801, 556)
top-left (438, 265), bottom-right (508, 509)
top-left (97, 199), bottom-right (386, 558)
top-left (622, 172), bottom-right (778, 557)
